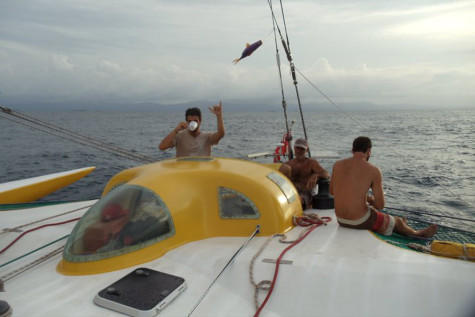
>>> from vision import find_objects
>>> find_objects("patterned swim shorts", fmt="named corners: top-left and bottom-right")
top-left (337, 207), bottom-right (396, 236)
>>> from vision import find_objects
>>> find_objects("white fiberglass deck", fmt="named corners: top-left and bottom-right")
top-left (1, 205), bottom-right (474, 316)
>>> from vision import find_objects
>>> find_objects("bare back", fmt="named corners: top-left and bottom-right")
top-left (330, 156), bottom-right (385, 220)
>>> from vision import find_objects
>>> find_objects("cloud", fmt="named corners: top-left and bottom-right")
top-left (0, 0), bottom-right (474, 109)
top-left (295, 56), bottom-right (475, 108)
top-left (52, 55), bottom-right (75, 71)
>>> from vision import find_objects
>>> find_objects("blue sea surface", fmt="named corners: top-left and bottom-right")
top-left (1, 108), bottom-right (474, 231)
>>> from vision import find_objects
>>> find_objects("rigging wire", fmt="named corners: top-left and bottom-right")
top-left (0, 204), bottom-right (93, 236)
top-left (187, 226), bottom-right (260, 317)
top-left (293, 68), bottom-right (475, 212)
top-left (268, 0), bottom-right (293, 159)
top-left (1, 6), bottom-right (472, 216)
top-left (0, 106), bottom-right (155, 164)
top-left (386, 213), bottom-right (475, 236)
top-left (278, 0), bottom-right (291, 50)
top-left (263, 0), bottom-right (473, 215)
top-left (1, 113), bottom-right (151, 163)
top-left (0, 217), bottom-right (80, 255)
top-left (266, 0), bottom-right (311, 157)
top-left (0, 246), bottom-right (64, 286)
top-left (0, 235), bottom-right (68, 269)
top-left (386, 206), bottom-right (475, 223)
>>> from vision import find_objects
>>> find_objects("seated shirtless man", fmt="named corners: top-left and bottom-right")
top-left (329, 136), bottom-right (437, 237)
top-left (279, 138), bottom-right (330, 210)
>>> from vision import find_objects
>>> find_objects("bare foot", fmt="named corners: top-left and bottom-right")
top-left (416, 224), bottom-right (438, 238)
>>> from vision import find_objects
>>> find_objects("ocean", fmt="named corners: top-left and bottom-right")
top-left (1, 108), bottom-right (474, 232)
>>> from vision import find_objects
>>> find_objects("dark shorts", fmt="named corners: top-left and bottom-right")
top-left (337, 207), bottom-right (396, 236)
top-left (299, 190), bottom-right (312, 209)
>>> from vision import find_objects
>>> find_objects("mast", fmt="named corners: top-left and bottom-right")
top-left (269, 0), bottom-right (293, 159)
top-left (268, 0), bottom-right (311, 157)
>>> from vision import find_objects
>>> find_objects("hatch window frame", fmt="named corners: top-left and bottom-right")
top-left (266, 171), bottom-right (296, 204)
top-left (218, 187), bottom-right (260, 219)
top-left (63, 184), bottom-right (175, 262)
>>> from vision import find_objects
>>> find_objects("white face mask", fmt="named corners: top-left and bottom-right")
top-left (188, 121), bottom-right (198, 131)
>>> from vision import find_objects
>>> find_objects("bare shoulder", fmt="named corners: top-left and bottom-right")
top-left (283, 158), bottom-right (295, 166)
top-left (365, 162), bottom-right (383, 180)
top-left (333, 158), bottom-right (345, 166)
top-left (309, 158), bottom-right (323, 168)
top-left (333, 157), bottom-right (350, 168)
top-left (367, 161), bottom-right (382, 173)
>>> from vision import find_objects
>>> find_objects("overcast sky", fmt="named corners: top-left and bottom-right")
top-left (1, 0), bottom-right (474, 110)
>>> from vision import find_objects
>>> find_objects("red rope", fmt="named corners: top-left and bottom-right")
top-left (254, 216), bottom-right (331, 317)
top-left (0, 217), bottom-right (80, 255)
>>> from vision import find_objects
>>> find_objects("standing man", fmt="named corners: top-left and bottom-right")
top-left (279, 138), bottom-right (330, 210)
top-left (159, 101), bottom-right (225, 158)
top-left (330, 136), bottom-right (437, 237)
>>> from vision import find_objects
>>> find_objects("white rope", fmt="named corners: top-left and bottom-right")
top-left (249, 235), bottom-right (274, 310)
top-left (249, 224), bottom-right (314, 310)
top-left (0, 246), bottom-right (64, 288)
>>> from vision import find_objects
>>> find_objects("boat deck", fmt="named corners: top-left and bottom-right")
top-left (1, 204), bottom-right (474, 316)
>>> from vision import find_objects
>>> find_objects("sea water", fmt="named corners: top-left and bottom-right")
top-left (1, 108), bottom-right (474, 231)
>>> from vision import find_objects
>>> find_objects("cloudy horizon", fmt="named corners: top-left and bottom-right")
top-left (1, 0), bottom-right (474, 111)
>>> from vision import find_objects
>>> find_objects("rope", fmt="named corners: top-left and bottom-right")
top-left (250, 214), bottom-right (331, 316)
top-left (0, 218), bottom-right (79, 255)
top-left (0, 106), bottom-right (155, 164)
top-left (0, 204), bottom-right (92, 236)
top-left (0, 246), bottom-right (64, 285)
top-left (248, 227), bottom-right (317, 309)
top-left (0, 235), bottom-right (69, 269)
top-left (187, 226), bottom-right (260, 317)
top-left (408, 241), bottom-right (475, 261)
top-left (0, 204), bottom-right (91, 289)
top-left (249, 235), bottom-right (274, 310)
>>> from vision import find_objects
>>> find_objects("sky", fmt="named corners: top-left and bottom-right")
top-left (1, 0), bottom-right (474, 111)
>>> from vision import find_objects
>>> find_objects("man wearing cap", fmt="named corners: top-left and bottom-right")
top-left (159, 101), bottom-right (225, 158)
top-left (279, 138), bottom-right (330, 210)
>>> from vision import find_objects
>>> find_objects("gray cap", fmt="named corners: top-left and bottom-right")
top-left (294, 138), bottom-right (308, 150)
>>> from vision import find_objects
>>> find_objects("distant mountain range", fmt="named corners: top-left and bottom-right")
top-left (0, 96), bottom-right (453, 112)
